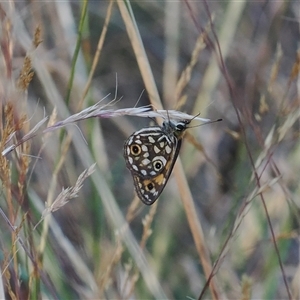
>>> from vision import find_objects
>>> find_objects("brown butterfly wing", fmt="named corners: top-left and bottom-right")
top-left (124, 120), bottom-right (189, 205)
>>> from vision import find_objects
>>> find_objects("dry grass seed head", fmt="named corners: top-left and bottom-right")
top-left (33, 25), bottom-right (43, 49)
top-left (36, 164), bottom-right (96, 227)
top-left (17, 56), bottom-right (34, 91)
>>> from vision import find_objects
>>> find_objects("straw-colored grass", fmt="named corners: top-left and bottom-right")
top-left (0, 1), bottom-right (299, 299)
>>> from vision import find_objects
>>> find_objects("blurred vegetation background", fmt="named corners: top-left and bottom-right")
top-left (0, 0), bottom-right (299, 299)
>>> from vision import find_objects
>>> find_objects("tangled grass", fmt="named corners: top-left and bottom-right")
top-left (0, 1), bottom-right (299, 299)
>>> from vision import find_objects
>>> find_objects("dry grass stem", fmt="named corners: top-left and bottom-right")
top-left (44, 105), bottom-right (211, 132)
top-left (0, 1), bottom-right (298, 299)
top-left (119, 1), bottom-right (222, 298)
top-left (80, 0), bottom-right (114, 103)
top-left (2, 116), bottom-right (48, 156)
top-left (98, 238), bottom-right (124, 294)
top-left (175, 28), bottom-right (207, 103)
top-left (126, 196), bottom-right (141, 223)
top-left (140, 202), bottom-right (157, 250)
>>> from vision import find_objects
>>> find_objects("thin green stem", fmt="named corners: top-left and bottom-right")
top-left (65, 0), bottom-right (89, 105)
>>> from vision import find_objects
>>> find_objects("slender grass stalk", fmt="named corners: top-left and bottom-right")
top-left (118, 1), bottom-right (221, 299)
top-left (0, 1), bottom-right (298, 298)
top-left (65, 0), bottom-right (89, 105)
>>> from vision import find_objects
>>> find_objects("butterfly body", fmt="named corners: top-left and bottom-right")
top-left (124, 119), bottom-right (190, 205)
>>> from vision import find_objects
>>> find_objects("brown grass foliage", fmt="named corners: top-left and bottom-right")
top-left (0, 1), bottom-right (299, 299)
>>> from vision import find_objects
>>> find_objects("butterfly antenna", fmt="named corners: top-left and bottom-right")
top-left (188, 118), bottom-right (222, 129)
top-left (189, 112), bottom-right (201, 122)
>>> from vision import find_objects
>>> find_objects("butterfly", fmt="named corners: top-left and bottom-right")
top-left (123, 118), bottom-right (191, 205)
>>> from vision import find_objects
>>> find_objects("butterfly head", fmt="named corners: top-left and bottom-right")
top-left (162, 119), bottom-right (191, 139)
